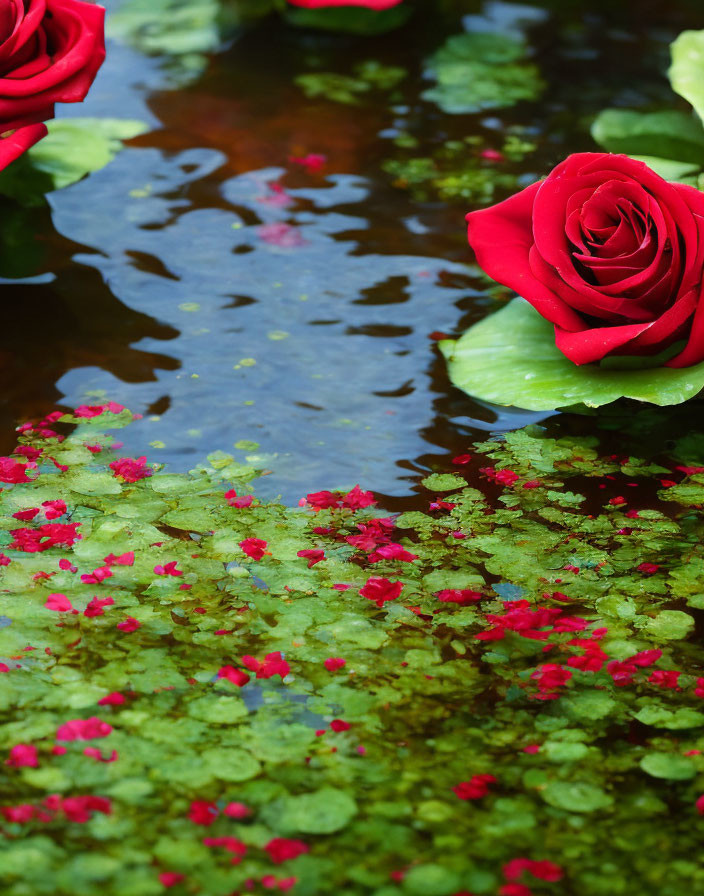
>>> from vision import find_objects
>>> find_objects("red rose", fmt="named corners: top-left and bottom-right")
top-left (0, 0), bottom-right (105, 171)
top-left (466, 152), bottom-right (704, 367)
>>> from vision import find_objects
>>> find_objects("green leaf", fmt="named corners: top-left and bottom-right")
top-left (669, 30), bottom-right (704, 122)
top-left (640, 752), bottom-right (697, 780)
top-left (107, 0), bottom-right (244, 56)
top-left (591, 109), bottom-right (704, 164)
top-left (422, 32), bottom-right (544, 115)
top-left (403, 865), bottom-right (462, 896)
top-left (440, 299), bottom-right (704, 411)
top-left (634, 705), bottom-right (704, 729)
top-left (642, 610), bottom-right (694, 640)
top-left (541, 780), bottom-right (614, 813)
top-left (202, 747), bottom-right (261, 781)
top-left (421, 473), bottom-right (466, 492)
top-left (285, 4), bottom-right (410, 35)
top-left (0, 118), bottom-right (149, 204)
top-left (277, 788), bottom-right (357, 834)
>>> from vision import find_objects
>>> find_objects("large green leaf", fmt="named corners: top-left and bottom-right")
top-left (0, 118), bottom-right (148, 204)
top-left (439, 299), bottom-right (704, 410)
top-left (669, 29), bottom-right (704, 123)
top-left (591, 108), bottom-right (704, 165)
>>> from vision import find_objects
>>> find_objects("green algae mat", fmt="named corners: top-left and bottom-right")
top-left (2, 406), bottom-right (704, 895)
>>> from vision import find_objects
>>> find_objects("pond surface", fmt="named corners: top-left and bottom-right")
top-left (6, 4), bottom-right (704, 896)
top-left (0, 0), bottom-right (699, 502)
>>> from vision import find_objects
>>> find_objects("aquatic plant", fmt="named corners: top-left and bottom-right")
top-left (2, 407), bottom-right (704, 894)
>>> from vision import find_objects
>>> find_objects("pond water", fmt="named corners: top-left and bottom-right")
top-left (5, 4), bottom-right (704, 896)
top-left (0, 0), bottom-right (699, 503)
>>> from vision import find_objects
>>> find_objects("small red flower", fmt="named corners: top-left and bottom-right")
top-left (45, 593), bottom-right (75, 613)
top-left (368, 543), bottom-right (418, 563)
top-left (359, 577), bottom-right (403, 608)
top-left (61, 795), bottom-right (112, 823)
top-left (225, 489), bottom-right (254, 508)
top-left (84, 596), bottom-right (114, 617)
top-left (436, 589), bottom-right (481, 605)
top-left (203, 836), bottom-right (248, 862)
top-left (81, 565), bottom-right (113, 585)
top-left (224, 801), bottom-right (251, 818)
top-left (188, 800), bottom-right (218, 825)
top-left (241, 652), bottom-right (290, 680)
top-left (297, 549), bottom-right (325, 567)
top-left (6, 744), bottom-right (38, 768)
top-left (104, 552), bottom-right (135, 566)
top-left (109, 456), bottom-right (152, 482)
top-left (239, 538), bottom-right (268, 560)
top-left (117, 617), bottom-right (141, 633)
top-left (324, 657), bottom-right (346, 672)
top-left (341, 485), bottom-right (376, 510)
top-left (503, 858), bottom-right (563, 883)
top-left (637, 562), bottom-right (660, 575)
top-left (264, 838), bottom-right (309, 864)
top-left (42, 500), bottom-right (67, 520)
top-left (12, 508), bottom-right (40, 521)
top-left (56, 717), bottom-right (112, 741)
top-left (97, 692), bottom-right (125, 706)
top-left (217, 666), bottom-right (250, 687)
top-left (648, 670), bottom-right (681, 690)
top-left (452, 774), bottom-right (496, 800)
top-left (154, 561), bottom-right (183, 576)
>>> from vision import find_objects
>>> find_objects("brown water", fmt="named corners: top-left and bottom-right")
top-left (0, 0), bottom-right (701, 502)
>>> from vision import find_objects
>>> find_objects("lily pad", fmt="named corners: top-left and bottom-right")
top-left (278, 788), bottom-right (357, 834)
top-left (439, 299), bottom-right (704, 411)
top-left (0, 118), bottom-right (149, 205)
top-left (422, 32), bottom-right (544, 115)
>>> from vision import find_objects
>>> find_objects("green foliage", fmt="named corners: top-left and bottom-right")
top-left (422, 32), bottom-right (544, 115)
top-left (383, 131), bottom-right (537, 202)
top-left (295, 61), bottom-right (406, 105)
top-left (440, 298), bottom-right (704, 411)
top-left (106, 0), bottom-right (271, 84)
top-left (106, 0), bottom-right (259, 56)
top-left (669, 29), bottom-right (704, 123)
top-left (2, 407), bottom-right (704, 893)
top-left (0, 119), bottom-right (148, 205)
top-left (590, 28), bottom-right (704, 185)
top-left (285, 3), bottom-right (410, 35)
top-left (591, 108), bottom-right (704, 173)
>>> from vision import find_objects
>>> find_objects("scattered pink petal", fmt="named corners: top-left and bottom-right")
top-left (56, 717), bottom-right (113, 741)
top-left (217, 666), bottom-right (251, 687)
top-left (6, 744), bottom-right (38, 768)
top-left (45, 593), bottom-right (75, 613)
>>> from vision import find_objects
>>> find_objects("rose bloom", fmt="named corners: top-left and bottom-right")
top-left (467, 153), bottom-right (704, 366)
top-left (0, 0), bottom-right (105, 171)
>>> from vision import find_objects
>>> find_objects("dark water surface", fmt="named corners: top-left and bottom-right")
top-left (1, 0), bottom-right (702, 502)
